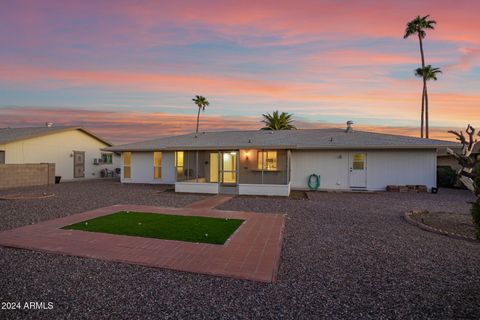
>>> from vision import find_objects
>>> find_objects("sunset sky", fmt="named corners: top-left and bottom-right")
top-left (1, 0), bottom-right (479, 143)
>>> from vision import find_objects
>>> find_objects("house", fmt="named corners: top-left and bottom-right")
top-left (105, 125), bottom-right (458, 196)
top-left (437, 144), bottom-right (479, 170)
top-left (0, 126), bottom-right (119, 180)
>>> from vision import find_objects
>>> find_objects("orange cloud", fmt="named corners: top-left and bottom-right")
top-left (0, 64), bottom-right (290, 97)
top-left (2, 62), bottom-right (479, 129)
top-left (0, 106), bottom-right (468, 144)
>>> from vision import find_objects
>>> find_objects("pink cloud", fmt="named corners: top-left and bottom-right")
top-left (120, 0), bottom-right (480, 46)
top-left (0, 106), bottom-right (469, 144)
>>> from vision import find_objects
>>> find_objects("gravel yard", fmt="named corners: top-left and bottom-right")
top-left (1, 181), bottom-right (479, 319)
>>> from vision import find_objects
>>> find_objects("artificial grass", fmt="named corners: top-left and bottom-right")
top-left (62, 211), bottom-right (244, 244)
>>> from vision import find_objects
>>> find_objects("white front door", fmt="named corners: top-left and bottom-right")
top-left (349, 152), bottom-right (367, 188)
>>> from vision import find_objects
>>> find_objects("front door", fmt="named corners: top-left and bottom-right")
top-left (349, 152), bottom-right (366, 188)
top-left (73, 151), bottom-right (85, 178)
top-left (219, 151), bottom-right (238, 194)
top-left (220, 151), bottom-right (237, 185)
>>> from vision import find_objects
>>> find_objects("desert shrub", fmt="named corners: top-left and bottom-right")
top-left (437, 166), bottom-right (456, 188)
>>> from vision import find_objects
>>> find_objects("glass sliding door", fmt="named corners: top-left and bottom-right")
top-left (209, 152), bottom-right (219, 183)
top-left (220, 151), bottom-right (237, 185)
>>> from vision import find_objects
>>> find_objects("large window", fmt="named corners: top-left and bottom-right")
top-left (153, 152), bottom-right (162, 179)
top-left (123, 152), bottom-right (131, 178)
top-left (101, 153), bottom-right (113, 164)
top-left (175, 151), bottom-right (184, 179)
top-left (257, 151), bottom-right (278, 171)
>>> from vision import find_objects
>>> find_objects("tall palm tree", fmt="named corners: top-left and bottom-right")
top-left (192, 95), bottom-right (210, 133)
top-left (415, 65), bottom-right (442, 138)
top-left (404, 15), bottom-right (436, 138)
top-left (261, 111), bottom-right (296, 130)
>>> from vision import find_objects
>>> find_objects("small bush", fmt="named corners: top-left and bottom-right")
top-left (437, 166), bottom-right (456, 188)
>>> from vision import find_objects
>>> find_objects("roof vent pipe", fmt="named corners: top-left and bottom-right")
top-left (345, 121), bottom-right (354, 133)
top-left (45, 122), bottom-right (53, 127)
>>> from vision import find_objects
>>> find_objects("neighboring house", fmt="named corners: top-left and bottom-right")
top-left (0, 126), bottom-right (119, 180)
top-left (437, 144), bottom-right (479, 170)
top-left (105, 125), bottom-right (458, 196)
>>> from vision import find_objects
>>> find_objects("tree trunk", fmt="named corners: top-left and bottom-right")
top-left (418, 34), bottom-right (426, 139)
top-left (418, 34), bottom-right (426, 67)
top-left (421, 84), bottom-right (425, 138)
top-left (424, 80), bottom-right (429, 138)
top-left (195, 107), bottom-right (201, 133)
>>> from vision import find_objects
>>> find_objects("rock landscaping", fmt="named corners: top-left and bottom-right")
top-left (406, 210), bottom-right (477, 241)
top-left (1, 180), bottom-right (479, 319)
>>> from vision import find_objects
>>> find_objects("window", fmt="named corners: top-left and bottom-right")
top-left (0, 151), bottom-right (4, 164)
top-left (352, 153), bottom-right (365, 170)
top-left (257, 151), bottom-right (278, 171)
top-left (123, 152), bottom-right (131, 178)
top-left (101, 153), bottom-right (113, 164)
top-left (175, 151), bottom-right (184, 179)
top-left (153, 152), bottom-right (162, 179)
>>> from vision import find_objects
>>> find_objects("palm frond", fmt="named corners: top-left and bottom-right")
top-left (415, 65), bottom-right (442, 81)
top-left (261, 111), bottom-right (297, 130)
top-left (404, 15), bottom-right (436, 39)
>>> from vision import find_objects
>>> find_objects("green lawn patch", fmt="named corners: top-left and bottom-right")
top-left (62, 211), bottom-right (244, 245)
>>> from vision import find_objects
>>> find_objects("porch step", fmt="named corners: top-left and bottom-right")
top-left (185, 195), bottom-right (234, 210)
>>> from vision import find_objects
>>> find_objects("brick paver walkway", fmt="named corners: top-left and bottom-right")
top-left (185, 194), bottom-right (233, 209)
top-left (0, 201), bottom-right (285, 282)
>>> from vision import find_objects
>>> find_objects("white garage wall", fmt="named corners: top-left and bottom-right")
top-left (291, 150), bottom-right (349, 190)
top-left (366, 150), bottom-right (436, 190)
top-left (1, 130), bottom-right (117, 180)
top-left (121, 151), bottom-right (175, 184)
top-left (291, 149), bottom-right (437, 191)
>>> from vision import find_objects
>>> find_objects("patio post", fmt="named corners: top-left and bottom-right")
top-left (196, 151), bottom-right (199, 182)
top-left (261, 149), bottom-right (264, 184)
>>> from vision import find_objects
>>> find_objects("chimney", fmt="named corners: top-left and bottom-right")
top-left (345, 120), bottom-right (354, 133)
top-left (45, 122), bottom-right (53, 128)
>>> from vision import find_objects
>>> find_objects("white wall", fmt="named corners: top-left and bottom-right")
top-left (239, 183), bottom-right (290, 196)
top-left (121, 151), bottom-right (175, 184)
top-left (175, 182), bottom-right (218, 194)
top-left (0, 130), bottom-right (118, 180)
top-left (291, 149), bottom-right (437, 191)
top-left (291, 150), bottom-right (349, 190)
top-left (366, 150), bottom-right (436, 190)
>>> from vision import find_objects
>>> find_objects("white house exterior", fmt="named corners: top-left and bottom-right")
top-left (0, 126), bottom-right (119, 180)
top-left (105, 128), bottom-right (457, 196)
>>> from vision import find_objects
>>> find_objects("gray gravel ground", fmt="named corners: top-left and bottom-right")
top-left (0, 181), bottom-right (479, 319)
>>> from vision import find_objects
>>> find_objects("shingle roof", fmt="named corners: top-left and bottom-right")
top-left (0, 126), bottom-right (113, 146)
top-left (105, 128), bottom-right (459, 152)
top-left (437, 143), bottom-right (480, 156)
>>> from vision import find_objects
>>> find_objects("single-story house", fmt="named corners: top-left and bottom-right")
top-left (437, 144), bottom-right (479, 170)
top-left (0, 126), bottom-right (120, 180)
top-left (105, 126), bottom-right (458, 196)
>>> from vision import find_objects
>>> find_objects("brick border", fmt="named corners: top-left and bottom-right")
top-left (0, 204), bottom-right (286, 283)
top-left (404, 211), bottom-right (478, 242)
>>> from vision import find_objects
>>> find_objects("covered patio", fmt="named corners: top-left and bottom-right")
top-left (174, 149), bottom-right (291, 196)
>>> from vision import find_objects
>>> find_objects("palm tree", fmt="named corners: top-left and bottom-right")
top-left (415, 65), bottom-right (442, 138)
top-left (261, 111), bottom-right (296, 130)
top-left (404, 15), bottom-right (436, 138)
top-left (192, 95), bottom-right (210, 133)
